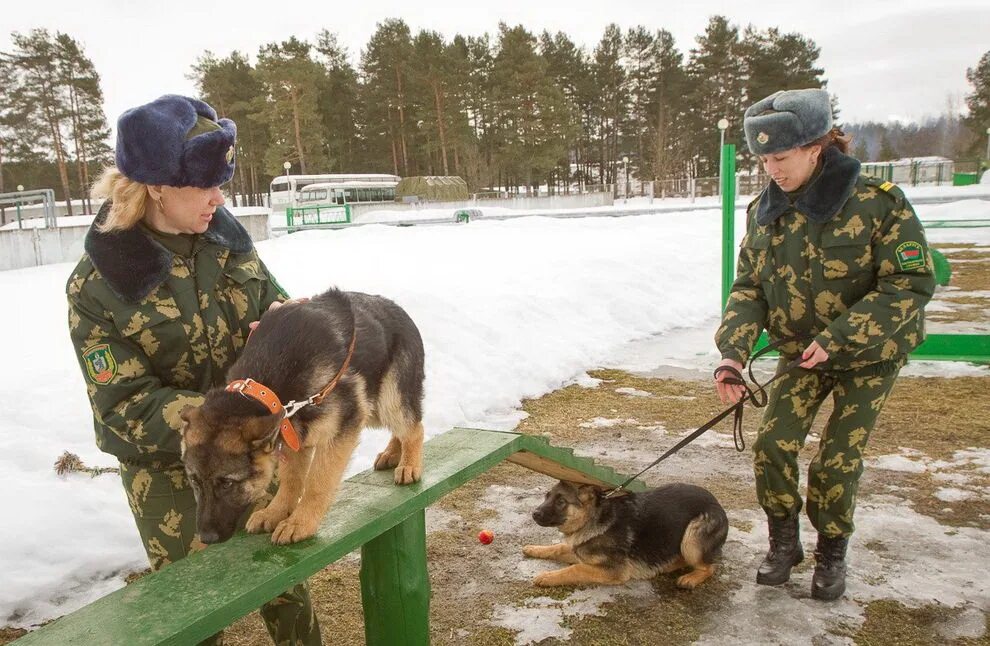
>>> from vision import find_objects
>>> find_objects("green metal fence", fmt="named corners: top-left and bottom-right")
top-left (285, 203), bottom-right (351, 227)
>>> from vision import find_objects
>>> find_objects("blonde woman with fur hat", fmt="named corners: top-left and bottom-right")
top-left (66, 95), bottom-right (322, 644)
top-left (714, 88), bottom-right (935, 600)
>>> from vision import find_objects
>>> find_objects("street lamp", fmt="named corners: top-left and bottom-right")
top-left (622, 156), bottom-right (629, 202)
top-left (15, 185), bottom-right (25, 228)
top-left (717, 118), bottom-right (729, 197)
top-left (985, 127), bottom-right (990, 162)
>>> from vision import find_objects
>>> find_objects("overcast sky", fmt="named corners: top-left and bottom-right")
top-left (3, 0), bottom-right (988, 137)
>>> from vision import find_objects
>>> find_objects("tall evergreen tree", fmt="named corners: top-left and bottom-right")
top-left (590, 25), bottom-right (626, 184)
top-left (361, 20), bottom-right (415, 176)
top-left (643, 29), bottom-right (686, 181)
top-left (684, 16), bottom-right (746, 177)
top-left (540, 31), bottom-right (591, 190)
top-left (3, 29), bottom-right (76, 213)
top-left (54, 32), bottom-right (111, 213)
top-left (315, 31), bottom-right (361, 174)
top-left (191, 50), bottom-right (270, 205)
top-left (253, 37), bottom-right (327, 175)
top-left (963, 50), bottom-right (990, 159)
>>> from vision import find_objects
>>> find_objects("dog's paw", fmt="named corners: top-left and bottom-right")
top-left (271, 514), bottom-right (319, 544)
top-left (246, 506), bottom-right (290, 534)
top-left (523, 545), bottom-right (549, 559)
top-left (533, 572), bottom-right (558, 587)
top-left (393, 464), bottom-right (422, 485)
top-left (374, 449), bottom-right (401, 471)
top-left (676, 566), bottom-right (714, 590)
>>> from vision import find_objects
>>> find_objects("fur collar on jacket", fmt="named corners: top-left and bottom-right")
top-left (756, 146), bottom-right (862, 226)
top-left (85, 202), bottom-right (253, 303)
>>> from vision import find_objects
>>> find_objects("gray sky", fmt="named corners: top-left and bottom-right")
top-left (3, 0), bottom-right (988, 136)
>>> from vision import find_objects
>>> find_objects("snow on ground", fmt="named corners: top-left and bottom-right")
top-left (1, 187), bottom-right (987, 630)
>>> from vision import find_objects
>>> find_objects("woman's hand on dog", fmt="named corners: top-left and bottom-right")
top-left (714, 358), bottom-right (746, 405)
top-left (249, 298), bottom-right (310, 332)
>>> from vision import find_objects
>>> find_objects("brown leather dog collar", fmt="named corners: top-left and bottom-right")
top-left (225, 327), bottom-right (357, 452)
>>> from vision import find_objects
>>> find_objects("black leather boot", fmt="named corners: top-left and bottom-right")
top-left (756, 514), bottom-right (804, 586)
top-left (811, 534), bottom-right (848, 601)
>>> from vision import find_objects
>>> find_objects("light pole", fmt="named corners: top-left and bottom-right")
top-left (622, 156), bottom-right (629, 203)
top-left (15, 184), bottom-right (24, 228)
top-left (985, 127), bottom-right (990, 163)
top-left (717, 118), bottom-right (729, 197)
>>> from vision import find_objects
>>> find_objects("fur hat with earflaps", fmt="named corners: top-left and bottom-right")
top-left (115, 95), bottom-right (237, 188)
top-left (743, 88), bottom-right (832, 156)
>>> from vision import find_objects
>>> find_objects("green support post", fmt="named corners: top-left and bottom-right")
top-left (360, 509), bottom-right (430, 646)
top-left (720, 143), bottom-right (737, 308)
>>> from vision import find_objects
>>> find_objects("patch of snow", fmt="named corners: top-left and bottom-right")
top-left (934, 488), bottom-right (976, 502)
top-left (579, 417), bottom-right (639, 429)
top-left (867, 454), bottom-right (929, 473)
top-left (615, 387), bottom-right (653, 397)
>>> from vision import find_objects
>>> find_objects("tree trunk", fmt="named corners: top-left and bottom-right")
top-left (290, 87), bottom-right (307, 174)
top-left (395, 66), bottom-right (409, 175)
top-left (433, 81), bottom-right (449, 175)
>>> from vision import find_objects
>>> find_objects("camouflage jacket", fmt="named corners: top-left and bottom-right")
top-left (716, 147), bottom-right (935, 371)
top-left (67, 203), bottom-right (287, 463)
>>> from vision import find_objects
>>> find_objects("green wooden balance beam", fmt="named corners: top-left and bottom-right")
top-left (15, 428), bottom-right (647, 646)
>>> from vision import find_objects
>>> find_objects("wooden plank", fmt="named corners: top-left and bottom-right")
top-left (16, 428), bottom-right (523, 646)
top-left (16, 428), bottom-right (649, 645)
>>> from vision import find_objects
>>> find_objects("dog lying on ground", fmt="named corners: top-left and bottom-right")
top-left (524, 480), bottom-right (728, 589)
top-left (179, 288), bottom-right (425, 545)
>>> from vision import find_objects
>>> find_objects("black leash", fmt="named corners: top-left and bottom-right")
top-left (603, 334), bottom-right (814, 498)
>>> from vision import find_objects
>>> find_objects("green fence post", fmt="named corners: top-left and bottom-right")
top-left (360, 509), bottom-right (430, 646)
top-left (721, 143), bottom-right (737, 309)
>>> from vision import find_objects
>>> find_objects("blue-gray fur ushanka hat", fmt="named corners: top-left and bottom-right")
top-left (115, 95), bottom-right (237, 188)
top-left (743, 88), bottom-right (832, 155)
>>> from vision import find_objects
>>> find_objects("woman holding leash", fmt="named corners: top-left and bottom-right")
top-left (714, 88), bottom-right (935, 600)
top-left (66, 95), bottom-right (321, 644)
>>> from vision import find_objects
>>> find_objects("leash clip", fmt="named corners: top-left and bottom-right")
top-left (282, 396), bottom-right (315, 418)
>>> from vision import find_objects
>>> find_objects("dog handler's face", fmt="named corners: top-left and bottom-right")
top-left (759, 144), bottom-right (821, 193)
top-left (146, 184), bottom-right (225, 235)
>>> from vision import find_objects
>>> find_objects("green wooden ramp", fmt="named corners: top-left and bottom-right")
top-left (16, 428), bottom-right (646, 646)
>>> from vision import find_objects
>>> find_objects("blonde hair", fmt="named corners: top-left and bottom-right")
top-left (90, 167), bottom-right (150, 233)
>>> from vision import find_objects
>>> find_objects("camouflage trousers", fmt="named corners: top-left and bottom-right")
top-left (119, 459), bottom-right (322, 646)
top-left (752, 357), bottom-right (903, 538)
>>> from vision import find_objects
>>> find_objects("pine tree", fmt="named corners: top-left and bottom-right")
top-left (963, 50), bottom-right (990, 159)
top-left (361, 20), bottom-right (415, 176)
top-left (644, 29), bottom-right (686, 181)
top-left (590, 25), bottom-right (626, 185)
top-left (2, 29), bottom-right (76, 214)
top-left (191, 50), bottom-right (269, 205)
top-left (315, 31), bottom-right (361, 174)
top-left (253, 37), bottom-right (327, 175)
top-left (54, 33), bottom-right (111, 214)
top-left (539, 31), bottom-right (589, 191)
top-left (684, 16), bottom-right (746, 177)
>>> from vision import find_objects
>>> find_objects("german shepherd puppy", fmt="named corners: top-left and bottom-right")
top-left (524, 481), bottom-right (728, 589)
top-left (179, 288), bottom-right (425, 545)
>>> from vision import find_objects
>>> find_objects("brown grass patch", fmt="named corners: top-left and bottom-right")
top-left (935, 243), bottom-right (990, 294)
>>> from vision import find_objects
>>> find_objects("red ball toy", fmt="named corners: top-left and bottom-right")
top-left (478, 529), bottom-right (494, 545)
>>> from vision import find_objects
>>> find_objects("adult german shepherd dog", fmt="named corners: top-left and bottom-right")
top-left (179, 288), bottom-right (425, 545)
top-left (524, 481), bottom-right (728, 589)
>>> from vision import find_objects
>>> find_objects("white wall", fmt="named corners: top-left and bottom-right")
top-left (0, 213), bottom-right (270, 272)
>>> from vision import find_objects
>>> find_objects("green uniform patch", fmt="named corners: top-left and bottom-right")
top-left (896, 241), bottom-right (925, 270)
top-left (83, 343), bottom-right (117, 384)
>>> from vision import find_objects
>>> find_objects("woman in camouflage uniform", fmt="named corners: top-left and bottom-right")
top-left (714, 89), bottom-right (935, 600)
top-left (66, 95), bottom-right (321, 644)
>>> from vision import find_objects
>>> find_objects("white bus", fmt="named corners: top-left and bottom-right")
top-left (269, 174), bottom-right (400, 218)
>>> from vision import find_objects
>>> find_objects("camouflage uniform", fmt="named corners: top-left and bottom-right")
top-left (67, 204), bottom-right (321, 645)
top-left (716, 148), bottom-right (935, 537)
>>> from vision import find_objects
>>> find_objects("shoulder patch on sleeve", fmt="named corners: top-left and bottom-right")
top-left (895, 241), bottom-right (926, 271)
top-left (83, 343), bottom-right (118, 385)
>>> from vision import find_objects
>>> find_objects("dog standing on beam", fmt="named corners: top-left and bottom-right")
top-left (179, 287), bottom-right (426, 545)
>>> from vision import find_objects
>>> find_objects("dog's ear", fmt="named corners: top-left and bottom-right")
top-left (178, 405), bottom-right (200, 437)
top-left (577, 484), bottom-right (603, 505)
top-left (240, 413), bottom-right (282, 447)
